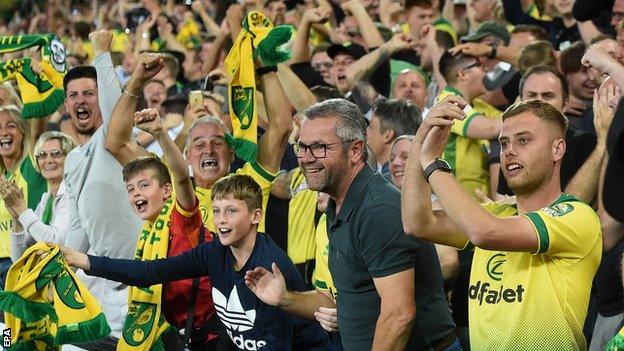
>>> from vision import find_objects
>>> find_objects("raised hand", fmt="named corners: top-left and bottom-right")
top-left (244, 263), bottom-right (287, 307)
top-left (386, 32), bottom-right (416, 52)
top-left (89, 29), bottom-right (114, 57)
top-left (417, 96), bottom-right (467, 167)
top-left (593, 77), bottom-right (620, 145)
top-left (191, 0), bottom-right (206, 14)
top-left (207, 68), bottom-right (231, 86)
top-left (340, 0), bottom-right (364, 15)
top-left (134, 108), bottom-right (164, 137)
top-left (582, 44), bottom-right (619, 76)
top-left (126, 52), bottom-right (165, 93)
top-left (303, 7), bottom-right (331, 24)
top-left (449, 42), bottom-right (491, 58)
top-left (0, 177), bottom-right (25, 218)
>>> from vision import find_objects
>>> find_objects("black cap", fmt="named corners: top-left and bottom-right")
top-left (327, 42), bottom-right (367, 60)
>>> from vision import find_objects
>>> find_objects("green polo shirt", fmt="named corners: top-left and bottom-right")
top-left (326, 165), bottom-right (453, 349)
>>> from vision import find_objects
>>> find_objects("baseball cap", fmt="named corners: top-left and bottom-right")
top-left (327, 42), bottom-right (367, 60)
top-left (461, 21), bottom-right (510, 45)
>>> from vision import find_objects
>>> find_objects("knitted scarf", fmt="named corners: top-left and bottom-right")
top-left (0, 34), bottom-right (66, 119)
top-left (224, 11), bottom-right (293, 162)
top-left (606, 328), bottom-right (624, 351)
top-left (119, 197), bottom-right (175, 351)
top-left (0, 242), bottom-right (110, 350)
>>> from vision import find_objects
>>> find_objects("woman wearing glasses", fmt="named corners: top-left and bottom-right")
top-left (3, 131), bottom-right (76, 262)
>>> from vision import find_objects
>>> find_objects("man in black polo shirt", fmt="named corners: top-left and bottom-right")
top-left (245, 99), bottom-right (457, 350)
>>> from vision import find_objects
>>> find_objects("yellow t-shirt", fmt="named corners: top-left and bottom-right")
top-left (436, 87), bottom-right (490, 197)
top-left (467, 194), bottom-right (602, 350)
top-left (287, 168), bottom-right (317, 265)
top-left (0, 156), bottom-right (47, 258)
top-left (194, 162), bottom-right (276, 233)
top-left (311, 214), bottom-right (336, 298)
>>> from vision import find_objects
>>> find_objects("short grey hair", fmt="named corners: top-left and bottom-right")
top-left (184, 115), bottom-right (231, 155)
top-left (304, 98), bottom-right (368, 160)
top-left (33, 131), bottom-right (76, 170)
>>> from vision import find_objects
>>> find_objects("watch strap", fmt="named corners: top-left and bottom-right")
top-left (424, 158), bottom-right (452, 183)
top-left (488, 43), bottom-right (498, 59)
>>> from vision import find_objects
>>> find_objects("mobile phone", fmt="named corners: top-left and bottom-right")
top-left (203, 75), bottom-right (216, 93)
top-left (189, 90), bottom-right (204, 107)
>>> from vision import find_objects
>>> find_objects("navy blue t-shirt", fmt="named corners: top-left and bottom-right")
top-left (88, 234), bottom-right (330, 350)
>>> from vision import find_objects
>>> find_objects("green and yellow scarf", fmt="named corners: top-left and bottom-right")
top-left (607, 328), bottom-right (624, 350)
top-left (224, 11), bottom-right (293, 162)
top-left (119, 197), bottom-right (175, 351)
top-left (0, 34), bottom-right (66, 119)
top-left (0, 242), bottom-right (110, 350)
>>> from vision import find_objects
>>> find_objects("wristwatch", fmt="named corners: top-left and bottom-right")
top-left (488, 42), bottom-right (498, 59)
top-left (424, 158), bottom-right (452, 183)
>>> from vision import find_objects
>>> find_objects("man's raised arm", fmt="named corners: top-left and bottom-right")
top-left (104, 53), bottom-right (163, 165)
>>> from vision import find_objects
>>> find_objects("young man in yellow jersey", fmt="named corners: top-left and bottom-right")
top-left (402, 97), bottom-right (602, 350)
top-left (435, 52), bottom-right (502, 197)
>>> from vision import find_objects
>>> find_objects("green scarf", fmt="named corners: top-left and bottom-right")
top-left (119, 197), bottom-right (176, 351)
top-left (224, 11), bottom-right (293, 162)
top-left (0, 34), bottom-right (66, 119)
top-left (0, 242), bottom-right (110, 350)
top-left (606, 327), bottom-right (624, 350)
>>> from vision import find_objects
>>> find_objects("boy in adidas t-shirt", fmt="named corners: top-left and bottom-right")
top-left (62, 174), bottom-right (331, 350)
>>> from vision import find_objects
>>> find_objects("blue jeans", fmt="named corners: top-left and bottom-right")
top-left (443, 338), bottom-right (464, 351)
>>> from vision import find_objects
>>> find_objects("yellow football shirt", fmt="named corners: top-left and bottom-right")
top-left (467, 194), bottom-right (602, 350)
top-left (0, 156), bottom-right (47, 258)
top-left (194, 162), bottom-right (276, 233)
top-left (435, 87), bottom-right (490, 197)
top-left (286, 168), bottom-right (317, 265)
top-left (311, 214), bottom-right (336, 298)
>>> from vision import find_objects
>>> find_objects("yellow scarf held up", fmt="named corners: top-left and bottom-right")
top-left (224, 11), bottom-right (293, 162)
top-left (0, 242), bottom-right (110, 350)
top-left (0, 34), bottom-right (66, 119)
top-left (118, 197), bottom-right (175, 351)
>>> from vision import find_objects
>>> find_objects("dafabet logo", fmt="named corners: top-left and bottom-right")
top-left (469, 253), bottom-right (525, 306)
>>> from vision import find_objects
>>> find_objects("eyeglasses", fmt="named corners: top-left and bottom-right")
top-left (35, 149), bottom-right (64, 161)
top-left (461, 61), bottom-right (481, 71)
top-left (312, 62), bottom-right (333, 71)
top-left (293, 140), bottom-right (355, 158)
top-left (613, 12), bottom-right (624, 23)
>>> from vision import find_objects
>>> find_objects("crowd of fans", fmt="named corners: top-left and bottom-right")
top-left (0, 0), bottom-right (624, 350)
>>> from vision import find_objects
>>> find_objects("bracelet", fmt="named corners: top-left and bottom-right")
top-left (255, 66), bottom-right (278, 77)
top-left (122, 85), bottom-right (141, 98)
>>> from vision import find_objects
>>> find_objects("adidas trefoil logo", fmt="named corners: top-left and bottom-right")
top-left (213, 286), bottom-right (256, 332)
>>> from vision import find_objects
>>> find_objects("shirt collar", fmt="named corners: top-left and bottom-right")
top-left (327, 164), bottom-right (376, 224)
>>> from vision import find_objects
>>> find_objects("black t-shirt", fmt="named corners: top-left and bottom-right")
top-left (498, 125), bottom-right (597, 195)
top-left (568, 100), bottom-right (596, 134)
top-left (501, 71), bottom-right (522, 107)
top-left (327, 166), bottom-right (454, 349)
top-left (595, 241), bottom-right (624, 316)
